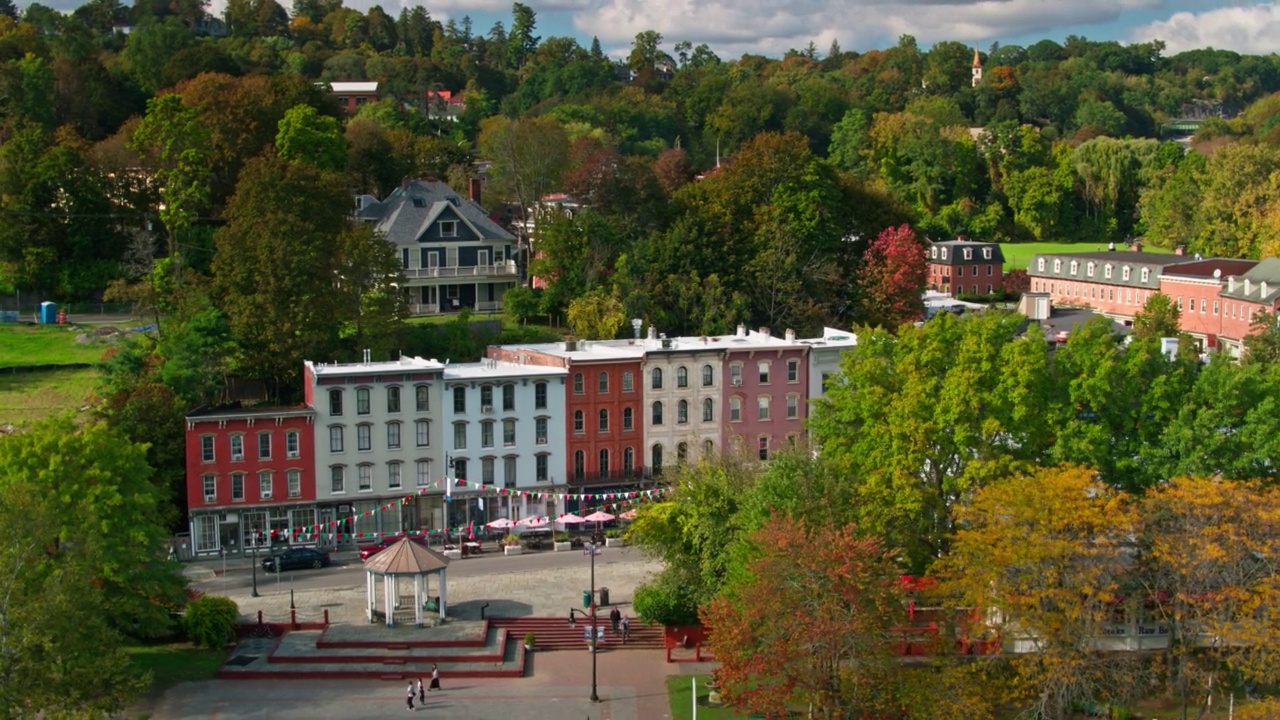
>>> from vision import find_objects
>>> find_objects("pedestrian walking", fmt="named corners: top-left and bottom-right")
top-left (610, 606), bottom-right (621, 635)
top-left (417, 677), bottom-right (425, 704)
top-left (621, 615), bottom-right (631, 643)
top-left (406, 681), bottom-right (415, 711)
top-left (428, 663), bottom-right (441, 691)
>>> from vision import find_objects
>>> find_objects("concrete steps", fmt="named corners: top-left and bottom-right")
top-left (489, 616), bottom-right (664, 651)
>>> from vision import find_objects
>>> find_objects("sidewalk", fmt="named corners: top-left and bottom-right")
top-left (180, 549), bottom-right (359, 580)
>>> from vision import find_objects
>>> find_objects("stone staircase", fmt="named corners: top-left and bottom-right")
top-left (489, 616), bottom-right (664, 652)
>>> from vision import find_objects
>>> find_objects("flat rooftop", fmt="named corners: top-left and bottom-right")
top-left (444, 359), bottom-right (567, 380)
top-left (307, 356), bottom-right (444, 378)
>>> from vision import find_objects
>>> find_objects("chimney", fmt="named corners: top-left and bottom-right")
top-left (1263, 281), bottom-right (1270, 298)
top-left (736, 323), bottom-right (746, 338)
top-left (647, 326), bottom-right (658, 341)
top-left (362, 348), bottom-right (371, 365)
top-left (1229, 276), bottom-right (1236, 293)
top-left (1108, 242), bottom-right (1116, 252)
top-left (1174, 244), bottom-right (1185, 256)
top-left (1130, 240), bottom-right (1143, 253)
top-left (468, 178), bottom-right (482, 205)
top-left (785, 328), bottom-right (796, 343)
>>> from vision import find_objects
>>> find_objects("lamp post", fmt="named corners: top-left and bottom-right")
top-left (250, 526), bottom-right (260, 598)
top-left (587, 540), bottom-right (601, 702)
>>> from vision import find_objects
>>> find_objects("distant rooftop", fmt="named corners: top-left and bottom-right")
top-left (328, 81), bottom-right (378, 93)
top-left (187, 405), bottom-right (313, 421)
top-left (307, 356), bottom-right (444, 378)
top-left (1160, 258), bottom-right (1258, 280)
top-left (444, 359), bottom-right (567, 380)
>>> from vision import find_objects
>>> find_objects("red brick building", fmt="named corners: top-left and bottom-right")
top-left (185, 406), bottom-right (317, 557)
top-left (486, 340), bottom-right (647, 488)
top-left (1027, 249), bottom-right (1183, 321)
top-left (1157, 259), bottom-right (1258, 349)
top-left (328, 81), bottom-right (379, 114)
top-left (1216, 258), bottom-right (1280, 355)
top-left (927, 239), bottom-right (1005, 295)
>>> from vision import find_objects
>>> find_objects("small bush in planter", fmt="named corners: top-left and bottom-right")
top-left (502, 535), bottom-right (521, 547)
top-left (554, 532), bottom-right (570, 543)
top-left (183, 595), bottom-right (240, 649)
top-left (523, 632), bottom-right (536, 648)
top-left (604, 528), bottom-right (623, 539)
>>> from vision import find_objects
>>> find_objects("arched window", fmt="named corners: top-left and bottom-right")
top-left (651, 401), bottom-right (663, 425)
top-left (623, 447), bottom-right (634, 474)
top-left (703, 439), bottom-right (715, 457)
top-left (702, 364), bottom-right (714, 386)
top-left (676, 366), bottom-right (688, 388)
top-left (677, 442), bottom-right (688, 463)
top-left (702, 398), bottom-right (714, 422)
top-left (573, 410), bottom-right (584, 433)
top-left (598, 371), bottom-right (609, 393)
top-left (573, 450), bottom-right (585, 481)
top-left (677, 400), bottom-right (688, 424)
top-left (651, 367), bottom-right (663, 390)
top-left (651, 444), bottom-right (663, 473)
top-left (599, 449), bottom-right (610, 480)
top-left (598, 408), bottom-right (609, 432)
top-left (623, 407), bottom-right (634, 431)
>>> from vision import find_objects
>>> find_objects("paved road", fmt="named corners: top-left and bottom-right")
top-left (191, 546), bottom-right (649, 595)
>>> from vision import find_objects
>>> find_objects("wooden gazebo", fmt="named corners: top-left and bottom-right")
top-left (363, 538), bottom-right (450, 627)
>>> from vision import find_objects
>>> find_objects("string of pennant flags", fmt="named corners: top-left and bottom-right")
top-left (261, 477), bottom-right (668, 541)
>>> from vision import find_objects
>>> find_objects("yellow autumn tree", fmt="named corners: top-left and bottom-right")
top-left (939, 465), bottom-right (1142, 719)
top-left (1139, 476), bottom-right (1280, 715)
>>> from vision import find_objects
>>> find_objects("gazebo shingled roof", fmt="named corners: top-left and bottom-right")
top-left (363, 538), bottom-right (450, 575)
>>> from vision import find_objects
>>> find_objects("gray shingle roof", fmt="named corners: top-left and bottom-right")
top-left (1221, 257), bottom-right (1280, 305)
top-left (1028, 251), bottom-right (1185, 291)
top-left (928, 240), bottom-right (1004, 265)
top-left (360, 180), bottom-right (515, 245)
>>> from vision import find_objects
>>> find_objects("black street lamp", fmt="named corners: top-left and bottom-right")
top-left (250, 526), bottom-right (260, 598)
top-left (588, 540), bottom-right (600, 703)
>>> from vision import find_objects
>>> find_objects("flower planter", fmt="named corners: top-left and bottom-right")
top-left (553, 541), bottom-right (572, 552)
top-left (524, 644), bottom-right (533, 651)
top-left (503, 545), bottom-right (523, 556)
top-left (605, 537), bottom-right (626, 548)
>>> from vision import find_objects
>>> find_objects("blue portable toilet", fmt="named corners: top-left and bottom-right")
top-left (39, 301), bottom-right (57, 324)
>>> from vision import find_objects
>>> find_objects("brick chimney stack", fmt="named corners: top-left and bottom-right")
top-left (468, 178), bottom-right (482, 205)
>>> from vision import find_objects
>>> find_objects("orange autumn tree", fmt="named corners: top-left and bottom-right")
top-left (1139, 476), bottom-right (1280, 714)
top-left (939, 465), bottom-right (1141, 720)
top-left (701, 515), bottom-right (904, 719)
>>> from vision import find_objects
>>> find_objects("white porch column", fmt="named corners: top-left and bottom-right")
top-left (366, 572), bottom-right (374, 621)
top-left (438, 570), bottom-right (447, 620)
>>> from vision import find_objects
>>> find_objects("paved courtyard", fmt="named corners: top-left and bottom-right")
top-left (220, 552), bottom-right (663, 625)
top-left (145, 650), bottom-right (710, 719)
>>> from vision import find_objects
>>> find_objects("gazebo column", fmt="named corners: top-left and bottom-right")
top-left (438, 570), bottom-right (447, 620)
top-left (384, 574), bottom-right (394, 627)
top-left (366, 571), bottom-right (374, 621)
top-left (413, 573), bottom-right (424, 627)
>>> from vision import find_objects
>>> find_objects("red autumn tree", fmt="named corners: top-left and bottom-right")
top-left (653, 146), bottom-right (692, 195)
top-left (857, 224), bottom-right (927, 329)
top-left (1002, 268), bottom-right (1029, 296)
top-left (701, 515), bottom-right (906, 719)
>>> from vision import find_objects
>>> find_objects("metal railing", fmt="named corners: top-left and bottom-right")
top-left (401, 263), bottom-right (518, 280)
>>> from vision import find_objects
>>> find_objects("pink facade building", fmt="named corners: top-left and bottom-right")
top-left (718, 326), bottom-right (810, 461)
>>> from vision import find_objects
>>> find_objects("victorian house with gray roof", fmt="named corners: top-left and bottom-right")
top-left (357, 180), bottom-right (519, 315)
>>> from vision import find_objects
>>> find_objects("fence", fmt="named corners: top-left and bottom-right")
top-left (0, 299), bottom-right (137, 315)
top-left (235, 608), bottom-right (331, 637)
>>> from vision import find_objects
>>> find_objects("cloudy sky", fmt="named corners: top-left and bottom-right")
top-left (34, 0), bottom-right (1280, 58)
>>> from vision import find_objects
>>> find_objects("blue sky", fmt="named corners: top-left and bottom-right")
top-left (31, 0), bottom-right (1280, 58)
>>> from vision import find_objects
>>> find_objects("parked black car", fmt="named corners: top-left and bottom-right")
top-left (261, 548), bottom-right (331, 573)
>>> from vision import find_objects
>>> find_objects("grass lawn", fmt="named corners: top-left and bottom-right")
top-left (998, 242), bottom-right (1174, 272)
top-left (126, 643), bottom-right (225, 692)
top-left (668, 675), bottom-right (782, 720)
top-left (0, 367), bottom-right (99, 426)
top-left (0, 323), bottom-right (119, 368)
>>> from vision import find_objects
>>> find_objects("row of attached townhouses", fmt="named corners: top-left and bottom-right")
top-left (1026, 242), bottom-right (1280, 355)
top-left (185, 326), bottom-right (858, 556)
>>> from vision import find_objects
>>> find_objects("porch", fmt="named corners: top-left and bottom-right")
top-left (407, 281), bottom-right (513, 316)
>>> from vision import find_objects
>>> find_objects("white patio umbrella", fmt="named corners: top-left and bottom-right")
top-left (515, 515), bottom-right (548, 528)
top-left (486, 517), bottom-right (516, 529)
top-left (583, 510), bottom-right (616, 537)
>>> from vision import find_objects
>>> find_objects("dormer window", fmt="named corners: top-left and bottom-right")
top-left (1069, 260), bottom-right (1078, 275)
top-left (963, 248), bottom-right (972, 260)
top-left (1104, 264), bottom-right (1113, 279)
top-left (931, 246), bottom-right (938, 259)
top-left (411, 197), bottom-right (426, 208)
top-left (1053, 259), bottom-right (1062, 273)
top-left (439, 220), bottom-right (457, 237)
top-left (1037, 258), bottom-right (1046, 272)
top-left (982, 247), bottom-right (992, 259)
top-left (1140, 267), bottom-right (1150, 283)
top-left (940, 248), bottom-right (948, 260)
top-left (1086, 262), bottom-right (1095, 277)
top-left (1122, 266), bottom-right (1131, 281)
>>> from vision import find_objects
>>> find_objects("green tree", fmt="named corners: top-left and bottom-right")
top-left (212, 155), bottom-right (351, 395)
top-left (130, 92), bottom-right (211, 260)
top-left (566, 288), bottom-right (626, 339)
top-left (334, 223), bottom-right (407, 358)
top-left (1131, 292), bottom-right (1181, 339)
top-left (1244, 310), bottom-right (1280, 364)
top-left (811, 312), bottom-right (1054, 571)
top-left (276, 103), bottom-right (346, 173)
top-left (506, 2), bottom-right (538, 70)
top-left (478, 115), bottom-right (569, 232)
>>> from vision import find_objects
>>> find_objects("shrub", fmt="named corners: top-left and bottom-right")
top-left (632, 575), bottom-right (701, 627)
top-left (523, 632), bottom-right (536, 648)
top-left (604, 528), bottom-right (623, 539)
top-left (183, 595), bottom-right (240, 649)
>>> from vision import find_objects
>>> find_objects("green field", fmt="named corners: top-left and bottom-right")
top-left (126, 643), bottom-right (225, 692)
top-left (998, 242), bottom-right (1174, 272)
top-left (0, 367), bottom-right (99, 426)
top-left (667, 675), bottom-right (773, 720)
top-left (0, 323), bottom-right (120, 368)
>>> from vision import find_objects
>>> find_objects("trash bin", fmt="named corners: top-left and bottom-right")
top-left (599, 587), bottom-right (610, 606)
top-left (583, 590), bottom-right (592, 609)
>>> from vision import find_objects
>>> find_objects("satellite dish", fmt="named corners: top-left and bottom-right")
top-left (1213, 268), bottom-right (1222, 279)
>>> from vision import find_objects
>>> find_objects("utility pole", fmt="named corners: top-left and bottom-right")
top-left (588, 540), bottom-right (601, 702)
top-left (250, 526), bottom-right (260, 598)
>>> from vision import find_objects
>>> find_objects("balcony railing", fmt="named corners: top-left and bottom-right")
top-left (408, 301), bottom-right (504, 316)
top-left (401, 262), bottom-right (518, 280)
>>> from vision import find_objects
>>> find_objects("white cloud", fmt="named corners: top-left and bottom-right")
top-left (1131, 3), bottom-right (1280, 55)
top-left (573, 0), bottom-right (1164, 58)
